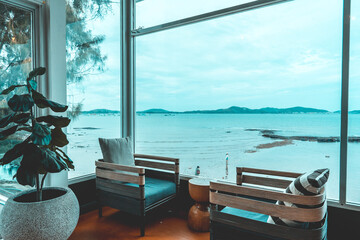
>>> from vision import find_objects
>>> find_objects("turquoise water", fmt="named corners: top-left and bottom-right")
top-left (2, 113), bottom-right (360, 203)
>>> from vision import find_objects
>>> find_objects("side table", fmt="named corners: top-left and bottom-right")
top-left (188, 178), bottom-right (211, 232)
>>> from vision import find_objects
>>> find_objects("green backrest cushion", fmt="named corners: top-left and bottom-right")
top-left (98, 137), bottom-right (134, 166)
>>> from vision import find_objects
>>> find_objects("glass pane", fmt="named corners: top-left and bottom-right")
top-left (348, 0), bottom-right (360, 204)
top-left (66, 1), bottom-right (121, 179)
top-left (136, 0), bottom-right (252, 29)
top-left (136, 0), bottom-right (342, 200)
top-left (0, 2), bottom-right (33, 194)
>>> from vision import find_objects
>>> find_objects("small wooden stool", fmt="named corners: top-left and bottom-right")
top-left (188, 178), bottom-right (211, 232)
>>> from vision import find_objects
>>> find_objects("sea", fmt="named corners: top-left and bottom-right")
top-left (1, 113), bottom-right (360, 203)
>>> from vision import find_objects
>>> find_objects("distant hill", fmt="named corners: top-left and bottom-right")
top-left (82, 109), bottom-right (120, 114)
top-left (140, 108), bottom-right (172, 114)
top-left (334, 110), bottom-right (360, 114)
top-left (138, 106), bottom-right (330, 114)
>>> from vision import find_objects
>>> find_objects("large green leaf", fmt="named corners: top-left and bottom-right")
top-left (0, 113), bottom-right (30, 128)
top-left (40, 148), bottom-right (68, 173)
top-left (0, 126), bottom-right (19, 140)
top-left (15, 166), bottom-right (36, 187)
top-left (8, 94), bottom-right (34, 112)
top-left (21, 143), bottom-right (42, 172)
top-left (32, 90), bottom-right (68, 112)
top-left (0, 141), bottom-right (27, 165)
top-left (30, 123), bottom-right (51, 145)
top-left (50, 127), bottom-right (69, 147)
top-left (55, 147), bottom-right (74, 170)
top-left (28, 79), bottom-right (37, 91)
top-left (27, 67), bottom-right (46, 81)
top-left (0, 112), bottom-right (15, 128)
top-left (0, 126), bottom-right (31, 140)
top-left (36, 115), bottom-right (71, 128)
top-left (32, 122), bottom-right (51, 136)
top-left (0, 85), bottom-right (26, 95)
top-left (13, 113), bottom-right (31, 124)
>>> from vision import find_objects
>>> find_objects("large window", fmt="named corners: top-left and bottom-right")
top-left (0, 1), bottom-right (36, 193)
top-left (348, 0), bottom-right (360, 204)
top-left (135, 0), bottom-right (342, 200)
top-left (66, 0), bottom-right (121, 179)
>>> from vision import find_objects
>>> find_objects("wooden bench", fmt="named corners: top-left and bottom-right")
top-left (209, 167), bottom-right (327, 240)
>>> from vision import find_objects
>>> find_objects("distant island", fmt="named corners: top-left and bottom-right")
top-left (139, 106), bottom-right (331, 114)
top-left (81, 109), bottom-right (120, 114)
top-left (81, 106), bottom-right (360, 114)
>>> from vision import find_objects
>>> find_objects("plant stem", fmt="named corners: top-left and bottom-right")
top-left (40, 172), bottom-right (48, 191)
top-left (35, 174), bottom-right (42, 202)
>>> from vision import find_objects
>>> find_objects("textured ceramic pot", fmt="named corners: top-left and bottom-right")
top-left (0, 187), bottom-right (79, 240)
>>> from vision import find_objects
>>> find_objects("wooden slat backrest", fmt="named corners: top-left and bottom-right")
top-left (237, 167), bottom-right (303, 188)
top-left (134, 154), bottom-right (179, 163)
top-left (95, 160), bottom-right (145, 185)
top-left (211, 181), bottom-right (325, 206)
top-left (96, 160), bottom-right (145, 174)
top-left (135, 160), bottom-right (176, 172)
top-left (241, 175), bottom-right (292, 189)
top-left (237, 167), bottom-right (302, 178)
top-left (134, 154), bottom-right (180, 174)
top-left (210, 188), bottom-right (326, 223)
top-left (96, 168), bottom-right (145, 185)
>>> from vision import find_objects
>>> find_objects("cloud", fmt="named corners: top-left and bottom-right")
top-left (69, 0), bottom-right (355, 112)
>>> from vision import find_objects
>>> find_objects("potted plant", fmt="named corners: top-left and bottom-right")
top-left (0, 67), bottom-right (79, 240)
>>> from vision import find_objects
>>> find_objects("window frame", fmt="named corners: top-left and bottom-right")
top-left (0, 0), bottom-right (46, 199)
top-left (120, 0), bottom-right (359, 210)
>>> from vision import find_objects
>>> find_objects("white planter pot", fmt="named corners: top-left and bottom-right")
top-left (0, 187), bottom-right (79, 240)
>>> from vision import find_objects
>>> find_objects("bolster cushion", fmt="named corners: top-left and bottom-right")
top-left (267, 168), bottom-right (329, 228)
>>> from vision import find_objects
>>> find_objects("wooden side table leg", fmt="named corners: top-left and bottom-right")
top-left (188, 202), bottom-right (210, 232)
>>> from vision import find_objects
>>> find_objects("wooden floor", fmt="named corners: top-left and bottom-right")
top-left (69, 207), bottom-right (210, 240)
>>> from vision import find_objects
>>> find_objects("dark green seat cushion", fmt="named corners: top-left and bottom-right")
top-left (144, 177), bottom-right (176, 207)
top-left (221, 207), bottom-right (269, 222)
top-left (125, 177), bottom-right (176, 207)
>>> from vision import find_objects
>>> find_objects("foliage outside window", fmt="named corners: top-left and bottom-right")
top-left (0, 2), bottom-right (34, 193)
top-left (66, 0), bottom-right (121, 179)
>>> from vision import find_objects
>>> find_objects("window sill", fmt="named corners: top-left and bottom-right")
top-left (68, 173), bottom-right (96, 185)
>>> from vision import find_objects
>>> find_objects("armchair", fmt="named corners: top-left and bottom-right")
top-left (209, 167), bottom-right (327, 240)
top-left (95, 153), bottom-right (179, 236)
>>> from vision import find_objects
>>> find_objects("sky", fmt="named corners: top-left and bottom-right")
top-left (68, 0), bottom-right (360, 112)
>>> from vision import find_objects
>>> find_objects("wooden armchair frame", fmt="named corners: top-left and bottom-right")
top-left (96, 154), bottom-right (179, 236)
top-left (210, 167), bottom-right (327, 240)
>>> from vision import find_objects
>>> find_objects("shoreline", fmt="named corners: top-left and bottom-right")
top-left (246, 128), bottom-right (360, 143)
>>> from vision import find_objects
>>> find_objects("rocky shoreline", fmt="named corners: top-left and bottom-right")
top-left (245, 139), bottom-right (294, 153)
top-left (245, 128), bottom-right (360, 143)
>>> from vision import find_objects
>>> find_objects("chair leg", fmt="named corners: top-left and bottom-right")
top-left (98, 205), bottom-right (102, 218)
top-left (210, 227), bottom-right (215, 240)
top-left (140, 215), bottom-right (145, 237)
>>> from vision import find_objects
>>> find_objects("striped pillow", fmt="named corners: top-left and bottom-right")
top-left (267, 168), bottom-right (329, 228)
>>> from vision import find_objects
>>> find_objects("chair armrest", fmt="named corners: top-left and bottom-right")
top-left (95, 160), bottom-right (145, 185)
top-left (134, 154), bottom-right (179, 174)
